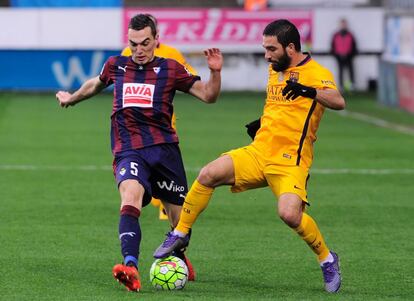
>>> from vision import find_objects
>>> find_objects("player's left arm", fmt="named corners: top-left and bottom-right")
top-left (188, 48), bottom-right (223, 103)
top-left (282, 80), bottom-right (345, 110)
top-left (314, 88), bottom-right (346, 110)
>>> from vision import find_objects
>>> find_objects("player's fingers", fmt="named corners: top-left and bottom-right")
top-left (286, 90), bottom-right (295, 100)
top-left (56, 91), bottom-right (67, 101)
top-left (210, 48), bottom-right (218, 56)
top-left (281, 86), bottom-right (289, 96)
top-left (284, 91), bottom-right (291, 99)
top-left (290, 93), bottom-right (299, 100)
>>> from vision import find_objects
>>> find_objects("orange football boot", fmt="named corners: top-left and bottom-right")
top-left (112, 264), bottom-right (141, 292)
top-left (183, 255), bottom-right (196, 281)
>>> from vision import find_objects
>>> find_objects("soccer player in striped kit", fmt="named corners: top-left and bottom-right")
top-left (56, 14), bottom-right (223, 292)
top-left (121, 14), bottom-right (198, 221)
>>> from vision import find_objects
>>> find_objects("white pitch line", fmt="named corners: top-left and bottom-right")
top-left (336, 110), bottom-right (414, 136)
top-left (0, 165), bottom-right (413, 175)
top-left (0, 164), bottom-right (112, 171)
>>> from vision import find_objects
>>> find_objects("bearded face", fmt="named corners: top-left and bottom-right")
top-left (263, 35), bottom-right (293, 72)
top-left (270, 48), bottom-right (292, 72)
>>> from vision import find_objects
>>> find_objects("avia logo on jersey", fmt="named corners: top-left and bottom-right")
top-left (122, 83), bottom-right (155, 108)
top-left (156, 180), bottom-right (185, 192)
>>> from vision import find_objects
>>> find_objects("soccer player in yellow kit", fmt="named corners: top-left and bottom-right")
top-left (122, 17), bottom-right (197, 221)
top-left (154, 19), bottom-right (345, 293)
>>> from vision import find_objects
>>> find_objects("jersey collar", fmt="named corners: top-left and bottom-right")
top-left (296, 52), bottom-right (312, 67)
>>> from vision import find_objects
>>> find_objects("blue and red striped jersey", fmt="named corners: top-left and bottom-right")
top-left (99, 55), bottom-right (200, 155)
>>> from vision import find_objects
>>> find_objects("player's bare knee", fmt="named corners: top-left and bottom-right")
top-left (197, 165), bottom-right (220, 187)
top-left (278, 209), bottom-right (301, 228)
top-left (120, 189), bottom-right (141, 208)
top-left (119, 180), bottom-right (144, 208)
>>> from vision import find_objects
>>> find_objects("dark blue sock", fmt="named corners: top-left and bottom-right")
top-left (119, 205), bottom-right (141, 268)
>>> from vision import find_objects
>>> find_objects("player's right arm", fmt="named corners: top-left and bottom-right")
top-left (56, 76), bottom-right (106, 108)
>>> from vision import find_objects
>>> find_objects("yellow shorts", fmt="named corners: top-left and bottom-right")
top-left (224, 145), bottom-right (309, 203)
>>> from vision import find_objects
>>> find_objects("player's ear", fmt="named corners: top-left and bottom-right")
top-left (286, 43), bottom-right (295, 56)
top-left (154, 33), bottom-right (160, 48)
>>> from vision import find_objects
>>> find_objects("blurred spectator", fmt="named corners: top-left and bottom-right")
top-left (330, 18), bottom-right (358, 91)
top-left (244, 0), bottom-right (267, 11)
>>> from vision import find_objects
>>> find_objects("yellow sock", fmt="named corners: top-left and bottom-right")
top-left (151, 197), bottom-right (161, 207)
top-left (295, 213), bottom-right (330, 261)
top-left (175, 180), bottom-right (214, 235)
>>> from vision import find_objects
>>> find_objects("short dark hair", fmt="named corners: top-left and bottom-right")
top-left (263, 19), bottom-right (301, 51)
top-left (128, 14), bottom-right (157, 37)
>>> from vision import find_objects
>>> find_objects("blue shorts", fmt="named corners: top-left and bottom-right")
top-left (113, 143), bottom-right (188, 207)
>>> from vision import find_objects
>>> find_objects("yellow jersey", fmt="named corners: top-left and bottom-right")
top-left (251, 54), bottom-right (337, 169)
top-left (121, 43), bottom-right (197, 75)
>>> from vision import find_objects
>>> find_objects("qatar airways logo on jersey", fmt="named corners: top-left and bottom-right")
top-left (122, 83), bottom-right (155, 108)
top-left (268, 84), bottom-right (295, 103)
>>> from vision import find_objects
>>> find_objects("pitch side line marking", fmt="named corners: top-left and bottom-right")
top-left (336, 110), bottom-right (414, 136)
top-left (0, 165), bottom-right (414, 175)
top-left (0, 165), bottom-right (110, 171)
top-left (310, 168), bottom-right (414, 175)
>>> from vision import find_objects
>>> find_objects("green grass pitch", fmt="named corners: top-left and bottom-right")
top-left (0, 91), bottom-right (413, 300)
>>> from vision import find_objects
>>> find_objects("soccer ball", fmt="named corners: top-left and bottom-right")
top-left (149, 255), bottom-right (188, 290)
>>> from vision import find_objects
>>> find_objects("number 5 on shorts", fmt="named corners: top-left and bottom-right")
top-left (130, 162), bottom-right (139, 176)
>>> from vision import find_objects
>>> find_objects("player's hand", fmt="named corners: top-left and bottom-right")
top-left (282, 80), bottom-right (317, 100)
top-left (245, 118), bottom-right (261, 140)
top-left (56, 91), bottom-right (75, 108)
top-left (204, 48), bottom-right (223, 72)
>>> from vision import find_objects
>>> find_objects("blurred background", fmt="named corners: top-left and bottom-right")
top-left (0, 0), bottom-right (413, 112)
